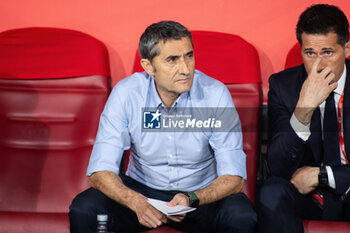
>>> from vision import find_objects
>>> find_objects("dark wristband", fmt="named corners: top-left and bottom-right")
top-left (318, 166), bottom-right (328, 188)
top-left (184, 191), bottom-right (199, 208)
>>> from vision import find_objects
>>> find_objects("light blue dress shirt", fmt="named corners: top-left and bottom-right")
top-left (87, 70), bottom-right (246, 192)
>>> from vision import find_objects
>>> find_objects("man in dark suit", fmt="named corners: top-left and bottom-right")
top-left (257, 4), bottom-right (350, 233)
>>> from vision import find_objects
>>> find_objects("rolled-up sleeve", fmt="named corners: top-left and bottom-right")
top-left (87, 84), bottom-right (131, 176)
top-left (209, 85), bottom-right (247, 179)
top-left (215, 145), bottom-right (247, 179)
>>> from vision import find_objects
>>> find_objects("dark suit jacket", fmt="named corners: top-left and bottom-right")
top-left (267, 60), bottom-right (350, 208)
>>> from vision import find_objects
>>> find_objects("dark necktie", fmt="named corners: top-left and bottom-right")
top-left (313, 92), bottom-right (343, 217)
top-left (323, 91), bottom-right (341, 166)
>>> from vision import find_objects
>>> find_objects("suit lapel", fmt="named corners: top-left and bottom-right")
top-left (343, 60), bottom-right (350, 162)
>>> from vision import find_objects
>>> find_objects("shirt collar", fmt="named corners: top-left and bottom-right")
top-left (149, 76), bottom-right (190, 110)
top-left (334, 64), bottom-right (346, 95)
top-left (149, 76), bottom-right (163, 108)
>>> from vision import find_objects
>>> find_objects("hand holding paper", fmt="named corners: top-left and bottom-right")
top-left (147, 198), bottom-right (196, 216)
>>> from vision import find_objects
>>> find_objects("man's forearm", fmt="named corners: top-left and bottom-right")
top-left (89, 171), bottom-right (144, 212)
top-left (90, 171), bottom-right (169, 228)
top-left (194, 175), bottom-right (244, 206)
top-left (294, 105), bottom-right (316, 125)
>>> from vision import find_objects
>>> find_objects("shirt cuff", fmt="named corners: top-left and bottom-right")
top-left (86, 143), bottom-right (124, 176)
top-left (215, 148), bottom-right (247, 180)
top-left (326, 166), bottom-right (336, 189)
top-left (290, 113), bottom-right (311, 141)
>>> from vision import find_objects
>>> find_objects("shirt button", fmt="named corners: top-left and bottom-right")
top-left (170, 183), bottom-right (174, 186)
top-left (171, 167), bottom-right (174, 171)
top-left (169, 154), bottom-right (173, 158)
top-left (168, 135), bottom-right (172, 140)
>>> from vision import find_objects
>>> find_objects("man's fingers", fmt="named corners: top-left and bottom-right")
top-left (328, 82), bottom-right (338, 91)
top-left (161, 215), bottom-right (170, 224)
top-left (138, 206), bottom-right (164, 228)
top-left (309, 59), bottom-right (333, 81)
top-left (320, 66), bottom-right (332, 76)
top-left (140, 214), bottom-right (158, 228)
top-left (324, 72), bottom-right (338, 92)
top-left (311, 57), bottom-right (322, 73)
top-left (167, 216), bottom-right (180, 222)
top-left (167, 214), bottom-right (186, 222)
top-left (324, 72), bottom-right (337, 85)
top-left (168, 194), bottom-right (185, 207)
top-left (168, 198), bottom-right (177, 207)
top-left (324, 72), bottom-right (335, 81)
top-left (151, 207), bottom-right (164, 219)
top-left (143, 215), bottom-right (161, 228)
top-left (147, 208), bottom-right (163, 226)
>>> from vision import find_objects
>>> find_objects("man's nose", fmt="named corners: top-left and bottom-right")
top-left (179, 58), bottom-right (190, 75)
top-left (317, 58), bottom-right (326, 73)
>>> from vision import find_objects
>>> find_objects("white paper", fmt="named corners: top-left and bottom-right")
top-left (147, 198), bottom-right (196, 215)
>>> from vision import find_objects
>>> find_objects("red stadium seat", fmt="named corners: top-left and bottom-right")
top-left (0, 27), bottom-right (111, 233)
top-left (132, 30), bottom-right (262, 232)
top-left (284, 42), bottom-right (350, 232)
top-left (303, 220), bottom-right (350, 233)
top-left (284, 43), bottom-right (303, 69)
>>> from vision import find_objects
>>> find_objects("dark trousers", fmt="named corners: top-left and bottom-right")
top-left (69, 174), bottom-right (257, 233)
top-left (256, 177), bottom-right (324, 233)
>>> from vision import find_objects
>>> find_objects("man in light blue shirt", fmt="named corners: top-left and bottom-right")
top-left (69, 21), bottom-right (256, 233)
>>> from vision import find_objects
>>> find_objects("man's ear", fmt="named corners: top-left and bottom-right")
top-left (141, 59), bottom-right (155, 76)
top-left (345, 41), bottom-right (350, 58)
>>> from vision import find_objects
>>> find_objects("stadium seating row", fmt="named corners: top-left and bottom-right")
top-left (0, 27), bottom-right (349, 233)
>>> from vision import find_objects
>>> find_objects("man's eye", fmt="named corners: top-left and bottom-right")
top-left (324, 51), bottom-right (333, 57)
top-left (167, 57), bottom-right (176, 63)
top-left (306, 52), bottom-right (315, 57)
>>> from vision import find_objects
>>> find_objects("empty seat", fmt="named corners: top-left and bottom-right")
top-left (0, 27), bottom-right (111, 233)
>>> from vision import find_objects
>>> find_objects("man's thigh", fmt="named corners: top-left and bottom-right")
top-left (71, 175), bottom-right (256, 233)
top-left (171, 192), bottom-right (257, 233)
top-left (257, 176), bottom-right (322, 220)
top-left (69, 187), bottom-right (148, 233)
top-left (70, 175), bottom-right (176, 233)
top-left (256, 176), bottom-right (323, 233)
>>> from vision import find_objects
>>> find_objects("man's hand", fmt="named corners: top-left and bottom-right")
top-left (294, 58), bottom-right (338, 125)
top-left (90, 171), bottom-right (167, 228)
top-left (290, 166), bottom-right (320, 194)
top-left (130, 194), bottom-right (168, 228)
top-left (166, 193), bottom-right (189, 222)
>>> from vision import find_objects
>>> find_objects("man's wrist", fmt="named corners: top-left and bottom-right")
top-left (294, 102), bottom-right (316, 126)
top-left (184, 191), bottom-right (199, 208)
top-left (128, 193), bottom-right (146, 211)
top-left (294, 109), bottom-right (313, 125)
top-left (318, 166), bottom-right (329, 188)
top-left (290, 113), bottom-right (311, 141)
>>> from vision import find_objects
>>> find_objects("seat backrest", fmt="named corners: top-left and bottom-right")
top-left (284, 43), bottom-right (303, 69)
top-left (0, 28), bottom-right (111, 213)
top-left (132, 31), bottom-right (262, 202)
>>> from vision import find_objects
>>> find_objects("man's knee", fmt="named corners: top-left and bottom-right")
top-left (69, 188), bottom-right (104, 233)
top-left (69, 188), bottom-right (99, 218)
top-left (256, 176), bottom-right (294, 212)
top-left (217, 193), bottom-right (257, 232)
